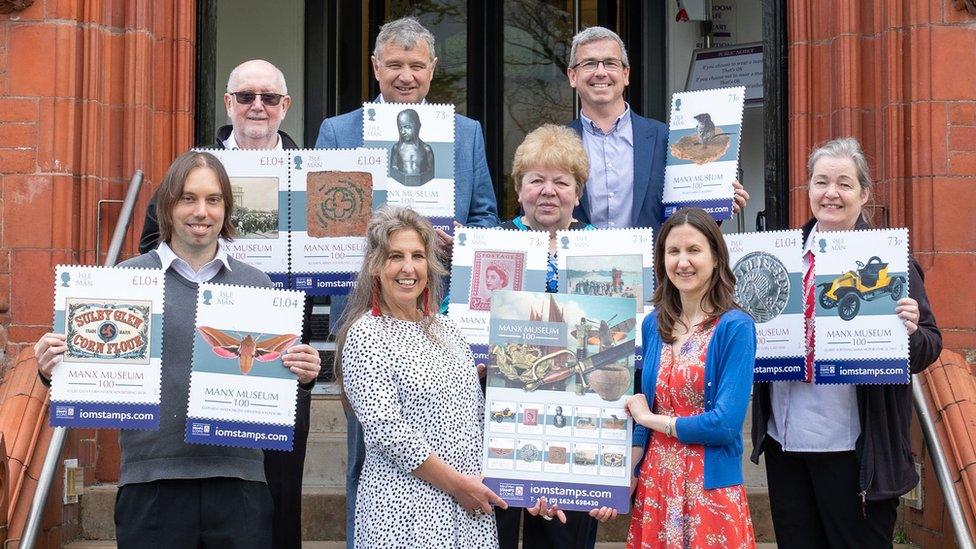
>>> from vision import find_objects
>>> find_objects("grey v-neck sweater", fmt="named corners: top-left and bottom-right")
top-left (117, 251), bottom-right (273, 486)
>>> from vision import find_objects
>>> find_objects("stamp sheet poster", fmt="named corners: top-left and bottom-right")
top-left (50, 265), bottom-right (164, 429)
top-left (186, 283), bottom-right (304, 450)
top-left (482, 291), bottom-right (636, 513)
top-left (813, 229), bottom-right (910, 384)
top-left (662, 86), bottom-right (745, 220)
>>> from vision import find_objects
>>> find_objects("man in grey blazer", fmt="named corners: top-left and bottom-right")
top-left (314, 16), bottom-right (499, 548)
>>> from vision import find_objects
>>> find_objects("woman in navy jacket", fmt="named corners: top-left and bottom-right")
top-left (625, 207), bottom-right (757, 547)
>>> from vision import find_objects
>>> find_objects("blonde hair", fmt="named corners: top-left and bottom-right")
top-left (511, 124), bottom-right (589, 198)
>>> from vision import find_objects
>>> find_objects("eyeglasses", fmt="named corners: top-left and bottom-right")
top-left (570, 58), bottom-right (627, 73)
top-left (229, 91), bottom-right (285, 106)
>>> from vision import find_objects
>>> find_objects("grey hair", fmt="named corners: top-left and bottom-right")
top-left (807, 137), bottom-right (873, 193)
top-left (570, 26), bottom-right (629, 68)
top-left (373, 16), bottom-right (436, 62)
top-left (226, 59), bottom-right (288, 94)
top-left (333, 206), bottom-right (448, 388)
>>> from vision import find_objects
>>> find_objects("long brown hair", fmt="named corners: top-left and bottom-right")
top-left (653, 207), bottom-right (739, 343)
top-left (156, 150), bottom-right (237, 243)
top-left (332, 206), bottom-right (449, 393)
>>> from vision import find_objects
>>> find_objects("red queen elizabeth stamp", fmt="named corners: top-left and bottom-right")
top-left (469, 250), bottom-right (525, 311)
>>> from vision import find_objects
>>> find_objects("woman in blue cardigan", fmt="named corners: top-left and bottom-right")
top-left (625, 207), bottom-right (757, 547)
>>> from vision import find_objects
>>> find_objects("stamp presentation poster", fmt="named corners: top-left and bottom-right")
top-left (186, 283), bottom-right (304, 450)
top-left (813, 229), bottom-right (910, 384)
top-left (362, 102), bottom-right (456, 232)
top-left (202, 149), bottom-right (290, 287)
top-left (51, 265), bottom-right (164, 429)
top-left (448, 228), bottom-right (549, 369)
top-left (662, 86), bottom-right (745, 220)
top-left (482, 291), bottom-right (635, 513)
top-left (726, 230), bottom-right (806, 382)
top-left (289, 148), bottom-right (388, 295)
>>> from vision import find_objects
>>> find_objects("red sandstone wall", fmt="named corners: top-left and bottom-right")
top-left (0, 0), bottom-right (195, 360)
top-left (789, 2), bottom-right (976, 546)
top-left (0, 2), bottom-right (194, 545)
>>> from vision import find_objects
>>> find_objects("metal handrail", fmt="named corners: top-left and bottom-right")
top-left (18, 170), bottom-right (145, 549)
top-left (914, 378), bottom-right (976, 548)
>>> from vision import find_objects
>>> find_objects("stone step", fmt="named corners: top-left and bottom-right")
top-left (302, 432), bottom-right (347, 488)
top-left (79, 484), bottom-right (774, 543)
top-left (309, 396), bottom-right (346, 435)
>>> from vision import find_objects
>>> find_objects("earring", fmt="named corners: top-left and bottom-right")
top-left (421, 287), bottom-right (431, 317)
top-left (371, 278), bottom-right (382, 316)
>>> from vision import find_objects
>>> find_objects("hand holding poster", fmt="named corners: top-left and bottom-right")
top-left (50, 265), bottom-right (164, 429)
top-left (726, 230), bottom-right (806, 381)
top-left (483, 291), bottom-right (635, 513)
top-left (663, 86), bottom-right (745, 220)
top-left (186, 283), bottom-right (304, 450)
top-left (556, 227), bottom-right (653, 369)
top-left (362, 102), bottom-right (456, 231)
top-left (813, 228), bottom-right (910, 384)
top-left (289, 148), bottom-right (388, 295)
top-left (448, 227), bottom-right (549, 367)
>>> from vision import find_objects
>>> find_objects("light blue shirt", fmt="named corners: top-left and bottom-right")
top-left (767, 223), bottom-right (861, 452)
top-left (580, 107), bottom-right (635, 229)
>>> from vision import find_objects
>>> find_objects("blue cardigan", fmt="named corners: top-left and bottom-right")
top-left (633, 308), bottom-right (756, 489)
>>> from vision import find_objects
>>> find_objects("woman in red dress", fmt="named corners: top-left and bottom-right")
top-left (625, 207), bottom-right (757, 548)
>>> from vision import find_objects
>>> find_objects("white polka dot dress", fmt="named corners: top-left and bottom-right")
top-left (342, 313), bottom-right (498, 548)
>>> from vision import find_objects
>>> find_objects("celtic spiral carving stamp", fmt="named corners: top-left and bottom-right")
top-left (306, 171), bottom-right (372, 238)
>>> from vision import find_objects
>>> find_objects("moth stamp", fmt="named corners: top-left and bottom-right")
top-left (469, 250), bottom-right (525, 311)
top-left (306, 171), bottom-right (373, 238)
top-left (64, 298), bottom-right (152, 365)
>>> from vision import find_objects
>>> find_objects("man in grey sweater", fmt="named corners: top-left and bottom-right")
top-left (34, 150), bottom-right (321, 548)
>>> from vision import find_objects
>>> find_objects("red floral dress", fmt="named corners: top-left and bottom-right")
top-left (627, 321), bottom-right (755, 549)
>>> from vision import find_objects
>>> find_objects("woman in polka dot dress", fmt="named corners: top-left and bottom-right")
top-left (335, 206), bottom-right (507, 548)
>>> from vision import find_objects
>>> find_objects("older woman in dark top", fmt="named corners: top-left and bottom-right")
top-left (751, 137), bottom-right (942, 548)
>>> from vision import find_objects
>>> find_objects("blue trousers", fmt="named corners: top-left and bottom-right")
top-left (345, 409), bottom-right (365, 549)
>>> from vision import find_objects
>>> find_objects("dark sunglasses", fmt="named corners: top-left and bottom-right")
top-left (230, 91), bottom-right (285, 106)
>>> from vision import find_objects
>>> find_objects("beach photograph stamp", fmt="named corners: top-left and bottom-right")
top-left (566, 254), bottom-right (644, 312)
top-left (64, 298), bottom-right (152, 364)
top-left (469, 250), bottom-right (525, 311)
top-left (306, 171), bottom-right (373, 238)
top-left (229, 176), bottom-right (280, 239)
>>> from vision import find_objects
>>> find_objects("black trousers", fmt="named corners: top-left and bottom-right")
top-left (115, 477), bottom-right (272, 549)
top-left (763, 438), bottom-right (899, 549)
top-left (495, 507), bottom-right (597, 549)
top-left (264, 387), bottom-right (312, 548)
